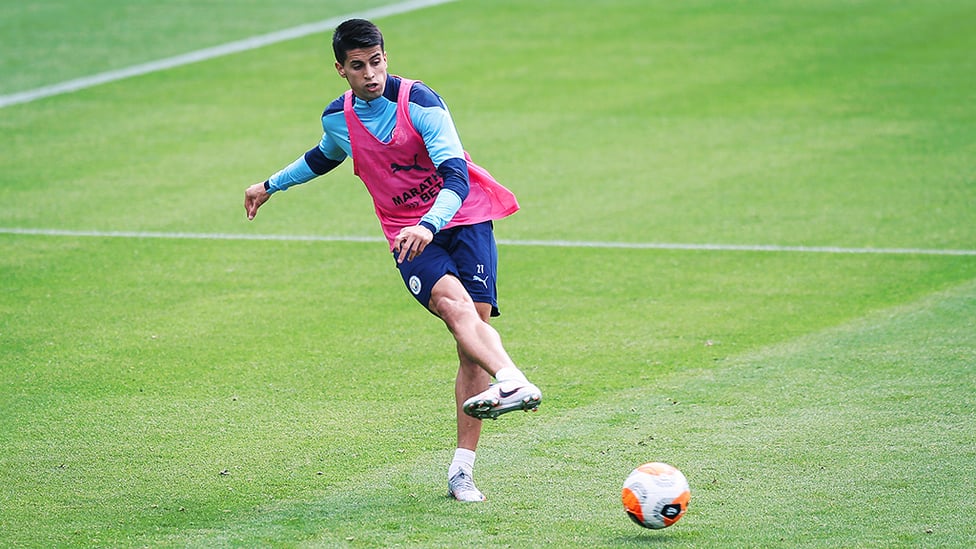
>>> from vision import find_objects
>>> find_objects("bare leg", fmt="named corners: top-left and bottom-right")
top-left (434, 274), bottom-right (537, 501)
top-left (428, 275), bottom-right (517, 450)
top-left (455, 302), bottom-right (494, 451)
top-left (429, 275), bottom-right (517, 378)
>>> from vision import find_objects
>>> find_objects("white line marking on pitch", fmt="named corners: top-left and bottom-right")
top-left (0, 0), bottom-right (457, 109)
top-left (1, 227), bottom-right (973, 256)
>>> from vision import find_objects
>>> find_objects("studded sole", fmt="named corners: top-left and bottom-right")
top-left (463, 393), bottom-right (542, 420)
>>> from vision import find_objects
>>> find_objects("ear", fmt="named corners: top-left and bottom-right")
top-left (335, 61), bottom-right (345, 78)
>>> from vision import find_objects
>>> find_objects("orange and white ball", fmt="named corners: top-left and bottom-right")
top-left (621, 462), bottom-right (691, 529)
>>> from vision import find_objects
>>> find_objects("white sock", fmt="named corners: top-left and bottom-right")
top-left (448, 448), bottom-right (476, 479)
top-left (494, 366), bottom-right (528, 384)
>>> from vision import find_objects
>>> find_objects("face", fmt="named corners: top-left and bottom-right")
top-left (336, 45), bottom-right (388, 101)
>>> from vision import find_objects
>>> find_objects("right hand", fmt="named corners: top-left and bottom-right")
top-left (244, 182), bottom-right (271, 220)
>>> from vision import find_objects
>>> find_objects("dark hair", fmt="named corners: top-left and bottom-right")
top-left (332, 19), bottom-right (384, 64)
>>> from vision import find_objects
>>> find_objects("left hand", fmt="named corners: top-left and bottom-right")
top-left (395, 225), bottom-right (434, 263)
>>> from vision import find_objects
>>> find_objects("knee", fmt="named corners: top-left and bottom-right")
top-left (432, 294), bottom-right (474, 325)
top-left (429, 276), bottom-right (481, 329)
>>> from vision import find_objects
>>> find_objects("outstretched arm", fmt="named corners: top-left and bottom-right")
top-left (244, 144), bottom-right (344, 220)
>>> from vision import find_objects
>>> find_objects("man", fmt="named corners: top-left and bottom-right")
top-left (244, 18), bottom-right (541, 502)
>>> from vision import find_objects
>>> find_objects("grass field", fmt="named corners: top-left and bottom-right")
top-left (2, 0), bottom-right (975, 547)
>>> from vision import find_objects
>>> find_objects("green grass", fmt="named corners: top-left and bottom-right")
top-left (0, 0), bottom-right (398, 95)
top-left (2, 0), bottom-right (975, 547)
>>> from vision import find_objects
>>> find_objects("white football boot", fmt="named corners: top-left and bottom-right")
top-left (462, 379), bottom-right (542, 420)
top-left (448, 470), bottom-right (486, 502)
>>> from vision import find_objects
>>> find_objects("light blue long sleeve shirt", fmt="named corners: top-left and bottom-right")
top-left (266, 75), bottom-right (468, 232)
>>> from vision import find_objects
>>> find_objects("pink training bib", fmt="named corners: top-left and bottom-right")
top-left (344, 77), bottom-right (519, 249)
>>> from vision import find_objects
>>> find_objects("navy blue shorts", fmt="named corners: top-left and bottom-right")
top-left (394, 221), bottom-right (500, 317)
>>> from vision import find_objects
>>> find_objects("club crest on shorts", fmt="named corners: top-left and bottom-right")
top-left (409, 275), bottom-right (422, 295)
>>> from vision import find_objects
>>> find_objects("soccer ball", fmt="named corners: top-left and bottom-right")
top-left (621, 462), bottom-right (690, 529)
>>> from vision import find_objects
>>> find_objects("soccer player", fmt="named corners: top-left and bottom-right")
top-left (243, 18), bottom-right (542, 502)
